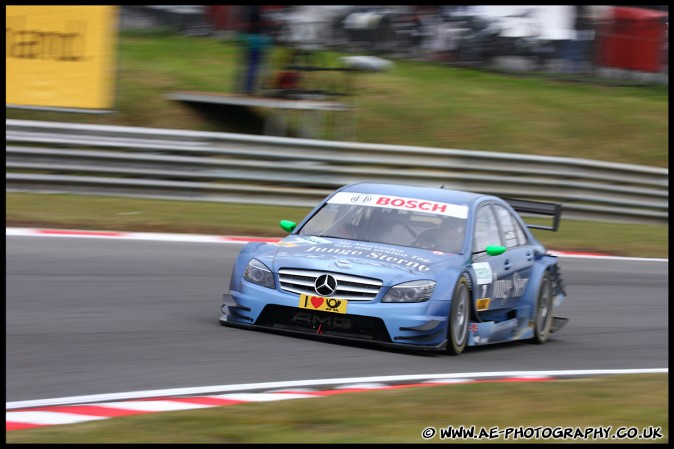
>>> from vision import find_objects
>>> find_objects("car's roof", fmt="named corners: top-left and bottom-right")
top-left (339, 182), bottom-right (489, 206)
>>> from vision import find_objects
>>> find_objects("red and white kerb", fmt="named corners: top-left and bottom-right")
top-left (328, 192), bottom-right (469, 219)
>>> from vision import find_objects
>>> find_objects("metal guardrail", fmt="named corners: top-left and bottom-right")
top-left (6, 119), bottom-right (668, 224)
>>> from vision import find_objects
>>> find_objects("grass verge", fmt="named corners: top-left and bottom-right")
top-left (6, 192), bottom-right (668, 259)
top-left (6, 374), bottom-right (668, 443)
top-left (5, 34), bottom-right (668, 167)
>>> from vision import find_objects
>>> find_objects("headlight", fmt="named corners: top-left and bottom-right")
top-left (381, 280), bottom-right (436, 303)
top-left (243, 259), bottom-right (275, 289)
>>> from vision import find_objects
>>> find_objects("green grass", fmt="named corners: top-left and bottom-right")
top-left (5, 33), bottom-right (668, 167)
top-left (6, 374), bottom-right (668, 443)
top-left (6, 192), bottom-right (668, 258)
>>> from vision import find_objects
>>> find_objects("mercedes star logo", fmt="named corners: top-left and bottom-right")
top-left (314, 274), bottom-right (337, 296)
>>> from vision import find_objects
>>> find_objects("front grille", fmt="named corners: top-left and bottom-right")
top-left (278, 268), bottom-right (383, 301)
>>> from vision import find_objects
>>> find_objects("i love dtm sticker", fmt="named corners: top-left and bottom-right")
top-left (299, 294), bottom-right (348, 314)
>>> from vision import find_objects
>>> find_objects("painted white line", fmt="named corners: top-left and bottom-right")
top-left (6, 368), bottom-right (668, 410)
top-left (93, 400), bottom-right (213, 412)
top-left (422, 378), bottom-right (475, 384)
top-left (511, 375), bottom-right (554, 380)
top-left (265, 388), bottom-right (319, 394)
top-left (6, 411), bottom-right (107, 425)
top-left (549, 252), bottom-right (668, 262)
top-left (333, 383), bottom-right (388, 389)
top-left (211, 393), bottom-right (320, 402)
top-left (4, 227), bottom-right (258, 244)
top-left (116, 233), bottom-right (228, 243)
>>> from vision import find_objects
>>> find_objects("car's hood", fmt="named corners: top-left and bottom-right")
top-left (258, 235), bottom-right (466, 284)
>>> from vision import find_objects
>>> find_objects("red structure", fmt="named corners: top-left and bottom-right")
top-left (205, 5), bottom-right (289, 33)
top-left (597, 7), bottom-right (668, 72)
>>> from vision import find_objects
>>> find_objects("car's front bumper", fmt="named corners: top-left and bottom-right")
top-left (221, 281), bottom-right (452, 351)
top-left (220, 316), bottom-right (448, 352)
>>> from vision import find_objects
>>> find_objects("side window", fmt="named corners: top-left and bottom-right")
top-left (473, 205), bottom-right (501, 252)
top-left (494, 205), bottom-right (519, 248)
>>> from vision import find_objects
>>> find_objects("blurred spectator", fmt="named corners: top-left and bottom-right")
top-left (238, 5), bottom-right (274, 95)
top-left (563, 5), bottom-right (597, 74)
top-left (414, 6), bottom-right (444, 60)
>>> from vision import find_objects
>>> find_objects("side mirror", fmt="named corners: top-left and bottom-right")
top-left (280, 220), bottom-right (296, 233)
top-left (485, 245), bottom-right (506, 256)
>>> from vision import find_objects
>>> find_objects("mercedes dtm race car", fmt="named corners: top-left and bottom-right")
top-left (220, 182), bottom-right (567, 354)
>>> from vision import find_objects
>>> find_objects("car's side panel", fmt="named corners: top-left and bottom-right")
top-left (478, 247), bottom-right (534, 312)
top-left (465, 253), bottom-right (565, 346)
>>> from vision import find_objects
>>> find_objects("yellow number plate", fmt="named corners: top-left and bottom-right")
top-left (476, 298), bottom-right (491, 311)
top-left (299, 294), bottom-right (348, 314)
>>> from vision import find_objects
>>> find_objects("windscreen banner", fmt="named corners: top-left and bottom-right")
top-left (6, 5), bottom-right (119, 112)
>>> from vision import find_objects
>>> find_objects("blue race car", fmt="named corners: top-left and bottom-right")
top-left (221, 182), bottom-right (567, 354)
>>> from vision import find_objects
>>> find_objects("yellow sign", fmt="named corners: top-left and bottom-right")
top-left (299, 295), bottom-right (348, 314)
top-left (6, 6), bottom-right (119, 111)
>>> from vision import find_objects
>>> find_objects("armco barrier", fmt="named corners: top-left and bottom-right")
top-left (5, 119), bottom-right (668, 224)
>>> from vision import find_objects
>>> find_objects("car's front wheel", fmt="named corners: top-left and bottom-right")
top-left (447, 276), bottom-right (470, 355)
top-left (531, 271), bottom-right (553, 344)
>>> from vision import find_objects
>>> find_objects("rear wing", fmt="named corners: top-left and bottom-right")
top-left (503, 198), bottom-right (562, 231)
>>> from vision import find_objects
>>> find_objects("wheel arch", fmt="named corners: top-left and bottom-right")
top-left (520, 260), bottom-right (556, 320)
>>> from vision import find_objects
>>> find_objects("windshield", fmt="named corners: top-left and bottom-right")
top-left (298, 193), bottom-right (468, 253)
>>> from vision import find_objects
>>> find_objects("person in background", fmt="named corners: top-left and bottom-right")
top-left (564, 5), bottom-right (597, 74)
top-left (238, 5), bottom-right (273, 95)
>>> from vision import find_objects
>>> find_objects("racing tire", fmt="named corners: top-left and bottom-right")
top-left (531, 271), bottom-right (553, 344)
top-left (447, 276), bottom-right (470, 355)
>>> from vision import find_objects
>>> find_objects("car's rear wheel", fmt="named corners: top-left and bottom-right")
top-left (531, 271), bottom-right (553, 344)
top-left (447, 276), bottom-right (470, 355)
